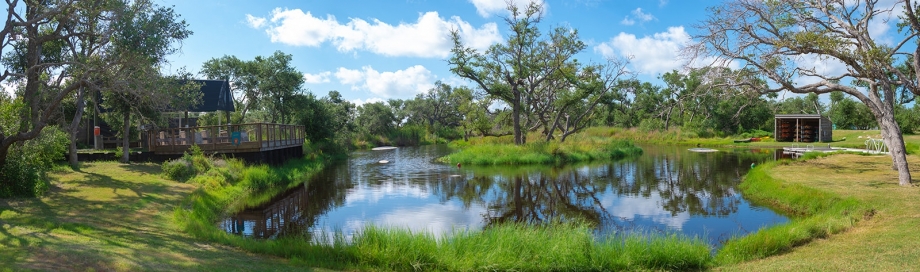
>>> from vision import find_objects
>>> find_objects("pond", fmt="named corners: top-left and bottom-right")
top-left (221, 145), bottom-right (789, 248)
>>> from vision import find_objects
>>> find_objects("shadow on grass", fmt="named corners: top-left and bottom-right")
top-left (1, 163), bottom-right (304, 271)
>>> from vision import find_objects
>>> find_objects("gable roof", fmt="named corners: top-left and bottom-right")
top-left (189, 80), bottom-right (235, 112)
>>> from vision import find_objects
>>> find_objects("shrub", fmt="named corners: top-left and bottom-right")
top-left (162, 158), bottom-right (195, 182)
top-left (0, 126), bottom-right (69, 197)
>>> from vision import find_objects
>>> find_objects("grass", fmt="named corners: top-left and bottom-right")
top-left (715, 153), bottom-right (920, 270)
top-left (0, 161), bottom-right (313, 271)
top-left (442, 130), bottom-right (642, 165)
top-left (343, 223), bottom-right (711, 271)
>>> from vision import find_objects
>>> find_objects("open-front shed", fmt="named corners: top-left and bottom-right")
top-left (774, 114), bottom-right (832, 142)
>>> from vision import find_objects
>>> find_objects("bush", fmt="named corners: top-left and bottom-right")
top-left (0, 126), bottom-right (69, 197)
top-left (162, 158), bottom-right (195, 182)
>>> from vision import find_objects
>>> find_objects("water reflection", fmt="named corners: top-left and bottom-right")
top-left (222, 145), bottom-right (789, 247)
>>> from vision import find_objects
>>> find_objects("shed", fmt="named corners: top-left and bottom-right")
top-left (774, 114), bottom-right (832, 142)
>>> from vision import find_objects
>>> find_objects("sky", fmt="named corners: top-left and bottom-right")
top-left (156, 0), bottom-right (717, 105)
top-left (2, 0), bottom-right (905, 104)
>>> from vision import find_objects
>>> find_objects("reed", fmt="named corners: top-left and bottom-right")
top-left (343, 222), bottom-right (711, 271)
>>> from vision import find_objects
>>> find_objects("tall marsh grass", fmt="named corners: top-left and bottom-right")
top-left (342, 222), bottom-right (711, 271)
top-left (443, 131), bottom-right (643, 165)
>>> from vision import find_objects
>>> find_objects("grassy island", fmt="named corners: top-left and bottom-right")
top-left (440, 129), bottom-right (643, 165)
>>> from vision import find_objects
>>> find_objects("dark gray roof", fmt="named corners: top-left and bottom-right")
top-left (188, 80), bottom-right (235, 112)
top-left (775, 114), bottom-right (825, 119)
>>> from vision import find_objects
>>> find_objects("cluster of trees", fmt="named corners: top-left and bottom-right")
top-left (1, 0), bottom-right (194, 196)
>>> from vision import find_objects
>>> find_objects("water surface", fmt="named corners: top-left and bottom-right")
top-left (222, 145), bottom-right (788, 247)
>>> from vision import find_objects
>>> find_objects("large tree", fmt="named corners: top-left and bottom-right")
top-left (449, 2), bottom-right (584, 145)
top-left (690, 0), bottom-right (916, 185)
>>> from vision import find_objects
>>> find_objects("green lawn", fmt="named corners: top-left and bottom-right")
top-left (720, 154), bottom-right (920, 271)
top-left (0, 162), bottom-right (317, 271)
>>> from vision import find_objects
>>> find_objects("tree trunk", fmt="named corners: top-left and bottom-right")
top-left (68, 88), bottom-right (87, 168)
top-left (513, 90), bottom-right (523, 145)
top-left (121, 111), bottom-right (130, 163)
top-left (878, 113), bottom-right (912, 186)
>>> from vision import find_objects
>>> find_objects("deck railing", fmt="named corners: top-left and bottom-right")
top-left (147, 123), bottom-right (305, 154)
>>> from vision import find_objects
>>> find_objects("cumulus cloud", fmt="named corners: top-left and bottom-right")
top-left (621, 8), bottom-right (655, 26)
top-left (246, 9), bottom-right (501, 58)
top-left (595, 26), bottom-right (690, 75)
top-left (334, 65), bottom-right (436, 98)
top-left (303, 71), bottom-right (331, 84)
top-left (468, 0), bottom-right (546, 18)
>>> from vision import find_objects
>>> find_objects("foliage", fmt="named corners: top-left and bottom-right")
top-left (449, 2), bottom-right (629, 145)
top-left (200, 51), bottom-right (304, 123)
top-left (0, 125), bottom-right (69, 197)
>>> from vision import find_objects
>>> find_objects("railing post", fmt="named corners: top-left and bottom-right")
top-left (257, 123), bottom-right (263, 149)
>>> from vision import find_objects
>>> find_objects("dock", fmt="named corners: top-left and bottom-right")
top-left (146, 123), bottom-right (305, 164)
top-left (781, 143), bottom-right (889, 158)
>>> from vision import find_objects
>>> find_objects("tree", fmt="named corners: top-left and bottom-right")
top-left (355, 101), bottom-right (396, 137)
top-left (690, 0), bottom-right (915, 185)
top-left (449, 2), bottom-right (584, 145)
top-left (200, 51), bottom-right (303, 124)
top-left (102, 0), bottom-right (194, 163)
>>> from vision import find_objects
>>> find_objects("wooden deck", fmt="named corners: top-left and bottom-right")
top-left (147, 123), bottom-right (305, 155)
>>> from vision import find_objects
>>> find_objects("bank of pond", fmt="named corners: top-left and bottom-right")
top-left (169, 139), bottom-right (869, 271)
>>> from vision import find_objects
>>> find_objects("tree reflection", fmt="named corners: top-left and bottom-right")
top-left (223, 145), bottom-right (775, 238)
top-left (222, 167), bottom-right (351, 238)
top-left (442, 146), bottom-right (765, 227)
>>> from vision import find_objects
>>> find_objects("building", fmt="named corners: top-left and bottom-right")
top-left (774, 114), bottom-right (833, 142)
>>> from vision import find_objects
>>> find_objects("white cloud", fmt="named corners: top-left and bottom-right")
top-left (620, 17), bottom-right (636, 26)
top-left (468, 0), bottom-right (546, 18)
top-left (595, 26), bottom-right (691, 75)
top-left (603, 193), bottom-right (690, 230)
top-left (334, 65), bottom-right (436, 98)
top-left (245, 14), bottom-right (266, 28)
top-left (659, 0), bottom-right (669, 7)
top-left (620, 8), bottom-right (656, 26)
top-left (246, 9), bottom-right (501, 58)
top-left (303, 71), bottom-right (331, 84)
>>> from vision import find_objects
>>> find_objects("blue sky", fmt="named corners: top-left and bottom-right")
top-left (158, 0), bottom-right (716, 105)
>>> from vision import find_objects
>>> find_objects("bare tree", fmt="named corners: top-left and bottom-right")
top-left (689, 0), bottom-right (915, 186)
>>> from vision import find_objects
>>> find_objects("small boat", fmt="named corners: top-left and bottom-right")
top-left (378, 160), bottom-right (389, 164)
top-left (372, 146), bottom-right (397, 151)
top-left (733, 138), bottom-right (752, 143)
top-left (688, 148), bottom-right (718, 153)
